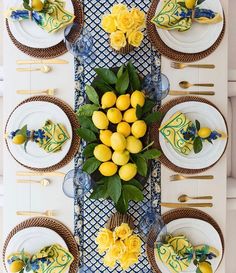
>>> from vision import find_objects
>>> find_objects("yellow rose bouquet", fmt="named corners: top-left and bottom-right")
top-left (101, 4), bottom-right (146, 54)
top-left (95, 222), bottom-right (142, 270)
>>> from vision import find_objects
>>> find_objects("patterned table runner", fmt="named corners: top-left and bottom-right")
top-left (74, 0), bottom-right (161, 272)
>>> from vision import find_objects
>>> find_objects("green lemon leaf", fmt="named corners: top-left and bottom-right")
top-left (142, 149), bottom-right (162, 160)
top-left (125, 179), bottom-right (143, 190)
top-left (116, 192), bottom-right (128, 213)
top-left (142, 99), bottom-right (156, 114)
top-left (136, 104), bottom-right (143, 119)
top-left (94, 68), bottom-right (117, 85)
top-left (123, 185), bottom-right (144, 202)
top-left (116, 69), bottom-right (129, 94)
top-left (144, 112), bottom-right (162, 125)
top-left (193, 136), bottom-right (203, 154)
top-left (132, 154), bottom-right (148, 177)
top-left (83, 143), bottom-right (98, 158)
top-left (77, 116), bottom-right (99, 133)
top-left (117, 64), bottom-right (124, 79)
top-left (197, 0), bottom-right (206, 5)
top-left (23, 1), bottom-right (33, 11)
top-left (91, 78), bottom-right (113, 92)
top-left (17, 125), bottom-right (28, 138)
top-left (77, 104), bottom-right (99, 117)
top-left (195, 120), bottom-right (201, 131)
top-left (85, 85), bottom-right (100, 105)
top-left (77, 128), bottom-right (97, 142)
top-left (196, 268), bottom-right (203, 273)
top-left (82, 157), bottom-right (101, 174)
top-left (127, 61), bottom-right (141, 91)
top-left (106, 175), bottom-right (122, 204)
top-left (90, 183), bottom-right (109, 200)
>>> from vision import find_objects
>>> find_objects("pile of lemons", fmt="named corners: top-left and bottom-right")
top-left (92, 90), bottom-right (147, 181)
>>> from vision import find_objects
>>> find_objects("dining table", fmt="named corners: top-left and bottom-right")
top-left (2, 0), bottom-right (229, 272)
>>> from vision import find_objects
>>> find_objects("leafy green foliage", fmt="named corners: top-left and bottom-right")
top-left (142, 99), bottom-right (156, 114)
top-left (127, 61), bottom-right (141, 91)
top-left (85, 85), bottom-right (100, 105)
top-left (136, 104), bottom-right (143, 119)
top-left (91, 78), bottom-right (113, 92)
top-left (117, 65), bottom-right (124, 79)
top-left (116, 69), bottom-right (129, 94)
top-left (106, 175), bottom-right (122, 203)
top-left (77, 116), bottom-right (98, 133)
top-left (82, 143), bottom-right (98, 158)
top-left (82, 157), bottom-right (101, 174)
top-left (195, 120), bottom-right (200, 131)
top-left (125, 179), bottom-right (143, 190)
top-left (197, 0), bottom-right (206, 5)
top-left (77, 128), bottom-right (97, 142)
top-left (193, 136), bottom-right (203, 154)
top-left (132, 154), bottom-right (148, 177)
top-left (144, 112), bottom-right (162, 125)
top-left (77, 104), bottom-right (99, 117)
top-left (23, 0), bottom-right (33, 11)
top-left (142, 149), bottom-right (162, 160)
top-left (94, 68), bottom-right (117, 85)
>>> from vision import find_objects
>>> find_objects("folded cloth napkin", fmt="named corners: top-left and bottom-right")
top-left (159, 112), bottom-right (193, 155)
top-left (7, 0), bottom-right (75, 33)
top-left (37, 120), bottom-right (70, 153)
top-left (152, 0), bottom-right (223, 32)
top-left (156, 235), bottom-right (194, 273)
top-left (7, 244), bottom-right (74, 273)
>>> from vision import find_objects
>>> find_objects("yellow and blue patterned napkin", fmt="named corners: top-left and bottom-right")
top-left (7, 0), bottom-right (75, 33)
top-left (152, 0), bottom-right (222, 32)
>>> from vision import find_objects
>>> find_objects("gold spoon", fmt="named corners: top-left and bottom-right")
top-left (178, 194), bottom-right (213, 203)
top-left (16, 65), bottom-right (52, 73)
top-left (179, 81), bottom-right (214, 89)
top-left (17, 178), bottom-right (50, 186)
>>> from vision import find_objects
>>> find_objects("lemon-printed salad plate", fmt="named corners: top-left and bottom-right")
top-left (159, 101), bottom-right (227, 170)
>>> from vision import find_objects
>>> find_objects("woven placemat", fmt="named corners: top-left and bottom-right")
top-left (147, 0), bottom-right (225, 62)
top-left (146, 208), bottom-right (225, 273)
top-left (150, 96), bottom-right (228, 174)
top-left (5, 96), bottom-right (80, 172)
top-left (2, 217), bottom-right (79, 273)
top-left (6, 0), bottom-right (84, 59)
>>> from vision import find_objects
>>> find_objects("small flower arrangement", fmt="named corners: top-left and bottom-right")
top-left (95, 223), bottom-right (142, 271)
top-left (101, 3), bottom-right (146, 53)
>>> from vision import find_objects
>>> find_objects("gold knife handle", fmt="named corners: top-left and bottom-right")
top-left (193, 83), bottom-right (214, 87)
top-left (16, 211), bottom-right (46, 216)
top-left (160, 203), bottom-right (213, 208)
top-left (16, 171), bottom-right (65, 177)
top-left (192, 196), bottom-right (213, 200)
top-left (16, 59), bottom-right (68, 64)
top-left (16, 90), bottom-right (46, 94)
top-left (17, 179), bottom-right (39, 184)
top-left (188, 64), bottom-right (215, 69)
top-left (189, 91), bottom-right (215, 95)
top-left (185, 175), bottom-right (214, 179)
top-left (16, 68), bottom-right (40, 72)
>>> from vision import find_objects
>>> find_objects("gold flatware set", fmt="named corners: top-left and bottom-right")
top-left (171, 62), bottom-right (215, 69)
top-left (170, 174), bottom-right (214, 181)
top-left (169, 90), bottom-right (215, 96)
top-left (16, 210), bottom-right (54, 217)
top-left (17, 59), bottom-right (68, 65)
top-left (16, 89), bottom-right (55, 96)
top-left (160, 202), bottom-right (213, 208)
top-left (17, 179), bottom-right (50, 187)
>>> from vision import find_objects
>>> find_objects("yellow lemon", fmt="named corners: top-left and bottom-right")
top-left (107, 108), bottom-right (123, 124)
top-left (116, 94), bottom-right (131, 111)
top-left (123, 108), bottom-right (138, 123)
top-left (94, 144), bottom-right (112, 162)
top-left (9, 260), bottom-right (25, 273)
top-left (198, 127), bottom-right (211, 139)
top-left (198, 262), bottom-right (213, 273)
top-left (99, 162), bottom-right (118, 176)
top-left (117, 122), bottom-right (131, 137)
top-left (185, 0), bottom-right (196, 9)
top-left (126, 136), bottom-right (143, 154)
top-left (131, 120), bottom-right (147, 138)
top-left (119, 163), bottom-right (137, 181)
top-left (131, 90), bottom-right (145, 108)
top-left (112, 150), bottom-right (130, 166)
top-left (111, 132), bottom-right (127, 152)
top-left (101, 91), bottom-right (117, 109)
top-left (31, 0), bottom-right (44, 11)
top-left (12, 134), bottom-right (26, 145)
top-left (92, 111), bottom-right (109, 129)
top-left (100, 130), bottom-right (112, 147)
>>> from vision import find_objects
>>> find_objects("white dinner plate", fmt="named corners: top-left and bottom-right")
top-left (159, 101), bottom-right (227, 169)
top-left (5, 227), bottom-right (68, 273)
top-left (155, 0), bottom-right (224, 53)
top-left (155, 218), bottom-right (223, 273)
top-left (5, 101), bottom-right (72, 169)
top-left (7, 0), bottom-right (74, 48)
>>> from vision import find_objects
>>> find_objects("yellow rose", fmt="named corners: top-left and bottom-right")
top-left (111, 4), bottom-right (128, 15)
top-left (115, 223), bottom-right (132, 240)
top-left (130, 8), bottom-right (146, 30)
top-left (103, 252), bottom-right (116, 269)
top-left (110, 31), bottom-right (127, 51)
top-left (101, 14), bottom-right (117, 33)
top-left (119, 251), bottom-right (139, 270)
top-left (117, 11), bottom-right (135, 33)
top-left (127, 30), bottom-right (144, 47)
top-left (125, 235), bottom-right (142, 253)
top-left (107, 240), bottom-right (126, 260)
top-left (95, 228), bottom-right (114, 254)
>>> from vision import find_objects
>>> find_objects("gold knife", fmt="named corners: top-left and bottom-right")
top-left (16, 171), bottom-right (65, 177)
top-left (160, 202), bottom-right (213, 208)
top-left (16, 59), bottom-right (68, 65)
top-left (169, 90), bottom-right (215, 96)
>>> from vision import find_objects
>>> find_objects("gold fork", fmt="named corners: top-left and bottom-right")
top-left (170, 174), bottom-right (214, 181)
top-left (16, 89), bottom-right (55, 95)
top-left (16, 210), bottom-right (54, 217)
top-left (171, 62), bottom-right (215, 69)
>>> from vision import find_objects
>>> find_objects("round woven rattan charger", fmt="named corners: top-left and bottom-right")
top-left (2, 217), bottom-right (79, 273)
top-left (146, 208), bottom-right (225, 273)
top-left (5, 96), bottom-right (80, 172)
top-left (147, 0), bottom-right (225, 62)
top-left (6, 0), bottom-right (84, 59)
top-left (150, 96), bottom-right (228, 174)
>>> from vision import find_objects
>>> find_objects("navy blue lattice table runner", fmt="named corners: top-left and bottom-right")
top-left (74, 1), bottom-right (161, 272)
